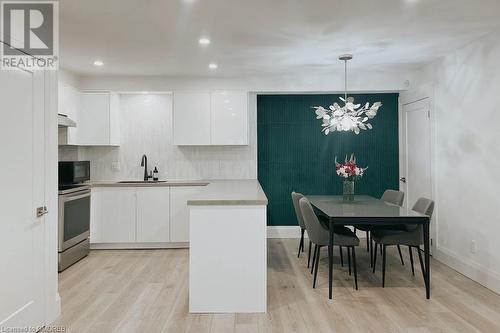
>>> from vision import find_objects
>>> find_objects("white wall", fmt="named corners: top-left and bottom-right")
top-left (79, 93), bottom-right (257, 180)
top-left (78, 66), bottom-right (413, 93)
top-left (401, 31), bottom-right (500, 293)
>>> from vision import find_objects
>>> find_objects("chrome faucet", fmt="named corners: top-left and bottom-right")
top-left (140, 154), bottom-right (151, 181)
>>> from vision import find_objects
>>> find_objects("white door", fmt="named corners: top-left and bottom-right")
top-left (0, 69), bottom-right (46, 327)
top-left (401, 98), bottom-right (435, 247)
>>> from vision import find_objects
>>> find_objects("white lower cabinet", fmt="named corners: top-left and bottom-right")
top-left (91, 186), bottom-right (200, 247)
top-left (136, 187), bottom-right (170, 242)
top-left (99, 188), bottom-right (136, 243)
top-left (170, 187), bottom-right (201, 242)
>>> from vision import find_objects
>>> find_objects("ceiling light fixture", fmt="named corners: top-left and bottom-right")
top-left (312, 54), bottom-right (382, 135)
top-left (208, 63), bottom-right (218, 69)
top-left (198, 38), bottom-right (211, 45)
top-left (93, 60), bottom-right (104, 67)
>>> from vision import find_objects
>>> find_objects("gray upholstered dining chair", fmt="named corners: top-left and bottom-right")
top-left (355, 190), bottom-right (405, 265)
top-left (292, 192), bottom-right (346, 269)
top-left (299, 197), bottom-right (360, 290)
top-left (371, 197), bottom-right (434, 287)
top-left (291, 192), bottom-right (308, 259)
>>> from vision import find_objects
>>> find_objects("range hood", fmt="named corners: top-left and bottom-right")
top-left (58, 114), bottom-right (76, 128)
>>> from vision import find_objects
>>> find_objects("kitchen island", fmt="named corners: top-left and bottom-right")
top-left (188, 180), bottom-right (268, 313)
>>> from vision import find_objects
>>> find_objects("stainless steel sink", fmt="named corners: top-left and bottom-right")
top-left (117, 180), bottom-right (167, 184)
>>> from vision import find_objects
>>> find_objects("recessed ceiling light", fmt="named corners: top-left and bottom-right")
top-left (208, 63), bottom-right (218, 69)
top-left (93, 60), bottom-right (104, 66)
top-left (199, 38), bottom-right (211, 45)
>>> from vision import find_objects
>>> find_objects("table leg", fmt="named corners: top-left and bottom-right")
top-left (423, 220), bottom-right (430, 299)
top-left (328, 220), bottom-right (334, 299)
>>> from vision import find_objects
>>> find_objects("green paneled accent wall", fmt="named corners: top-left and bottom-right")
top-left (257, 93), bottom-right (400, 226)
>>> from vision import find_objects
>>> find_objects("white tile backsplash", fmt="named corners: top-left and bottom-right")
top-left (79, 93), bottom-right (257, 181)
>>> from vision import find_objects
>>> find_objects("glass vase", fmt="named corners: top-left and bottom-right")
top-left (343, 180), bottom-right (355, 202)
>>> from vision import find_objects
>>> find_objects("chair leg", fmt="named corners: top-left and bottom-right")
top-left (373, 242), bottom-right (378, 273)
top-left (313, 245), bottom-right (321, 288)
top-left (311, 244), bottom-right (318, 274)
top-left (380, 244), bottom-right (383, 255)
top-left (352, 246), bottom-right (358, 290)
top-left (347, 247), bottom-right (352, 276)
top-left (339, 246), bottom-right (344, 267)
top-left (366, 231), bottom-right (370, 252)
top-left (307, 240), bottom-right (312, 268)
top-left (397, 245), bottom-right (405, 266)
top-left (382, 245), bottom-right (387, 287)
top-left (370, 236), bottom-right (374, 268)
top-left (408, 246), bottom-right (415, 276)
top-left (298, 228), bottom-right (305, 258)
top-left (417, 246), bottom-right (426, 282)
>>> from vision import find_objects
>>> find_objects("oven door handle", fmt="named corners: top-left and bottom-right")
top-left (61, 191), bottom-right (91, 203)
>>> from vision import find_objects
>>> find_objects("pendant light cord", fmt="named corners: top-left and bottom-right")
top-left (344, 59), bottom-right (348, 102)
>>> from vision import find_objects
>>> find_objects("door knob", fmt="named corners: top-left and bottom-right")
top-left (399, 177), bottom-right (407, 183)
top-left (36, 206), bottom-right (48, 218)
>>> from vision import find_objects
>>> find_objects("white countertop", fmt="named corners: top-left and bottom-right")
top-left (87, 180), bottom-right (209, 187)
top-left (187, 180), bottom-right (268, 206)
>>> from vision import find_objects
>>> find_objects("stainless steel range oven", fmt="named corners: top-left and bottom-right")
top-left (58, 161), bottom-right (91, 272)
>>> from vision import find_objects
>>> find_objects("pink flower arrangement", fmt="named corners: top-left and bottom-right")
top-left (335, 154), bottom-right (367, 181)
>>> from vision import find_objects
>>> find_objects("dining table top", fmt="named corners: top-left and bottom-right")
top-left (306, 195), bottom-right (429, 224)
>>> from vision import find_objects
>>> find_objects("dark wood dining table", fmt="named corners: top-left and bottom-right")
top-left (306, 195), bottom-right (431, 300)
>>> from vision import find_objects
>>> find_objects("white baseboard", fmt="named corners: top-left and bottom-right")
top-left (90, 242), bottom-right (189, 250)
top-left (267, 226), bottom-right (304, 239)
top-left (434, 246), bottom-right (500, 295)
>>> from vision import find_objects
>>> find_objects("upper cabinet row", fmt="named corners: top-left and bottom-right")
top-left (58, 82), bottom-right (120, 146)
top-left (173, 91), bottom-right (248, 145)
top-left (59, 84), bottom-right (249, 146)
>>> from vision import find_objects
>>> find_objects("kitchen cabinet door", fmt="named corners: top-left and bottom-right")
top-left (58, 82), bottom-right (80, 145)
top-left (211, 91), bottom-right (248, 145)
top-left (89, 188), bottom-right (101, 243)
top-left (170, 186), bottom-right (202, 242)
top-left (100, 187), bottom-right (136, 243)
top-left (136, 187), bottom-right (170, 242)
top-left (79, 92), bottom-right (120, 146)
top-left (173, 91), bottom-right (211, 145)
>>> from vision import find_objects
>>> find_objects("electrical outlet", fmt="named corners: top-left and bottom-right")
top-left (111, 161), bottom-right (121, 171)
top-left (470, 240), bottom-right (477, 254)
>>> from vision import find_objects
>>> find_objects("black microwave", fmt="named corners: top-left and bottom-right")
top-left (59, 161), bottom-right (90, 184)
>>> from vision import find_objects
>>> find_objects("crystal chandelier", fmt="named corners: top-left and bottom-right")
top-left (313, 54), bottom-right (382, 135)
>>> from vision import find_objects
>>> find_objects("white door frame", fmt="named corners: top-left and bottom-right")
top-left (43, 70), bottom-right (61, 324)
top-left (398, 96), bottom-right (437, 250)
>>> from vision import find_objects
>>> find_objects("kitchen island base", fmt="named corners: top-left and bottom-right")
top-left (189, 205), bottom-right (267, 313)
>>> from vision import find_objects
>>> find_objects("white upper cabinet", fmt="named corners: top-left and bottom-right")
top-left (58, 81), bottom-right (80, 145)
top-left (78, 91), bottom-right (120, 146)
top-left (211, 91), bottom-right (248, 145)
top-left (173, 91), bottom-right (211, 145)
top-left (173, 90), bottom-right (248, 146)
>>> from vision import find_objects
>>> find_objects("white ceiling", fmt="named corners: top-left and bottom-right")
top-left (60, 0), bottom-right (500, 76)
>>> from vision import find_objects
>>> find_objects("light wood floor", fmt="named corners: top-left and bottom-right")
top-left (55, 239), bottom-right (500, 333)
